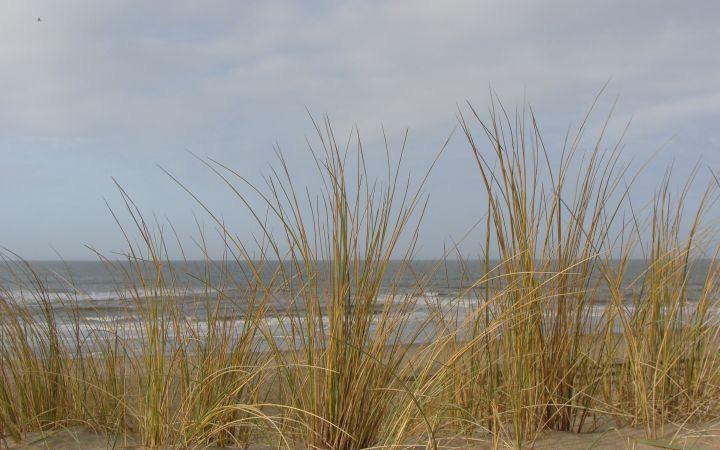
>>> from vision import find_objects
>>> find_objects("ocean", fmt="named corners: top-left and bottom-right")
top-left (0, 259), bottom-right (716, 350)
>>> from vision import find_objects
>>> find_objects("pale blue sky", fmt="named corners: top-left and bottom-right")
top-left (1, 1), bottom-right (719, 260)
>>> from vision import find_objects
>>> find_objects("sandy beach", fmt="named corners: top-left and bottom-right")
top-left (7, 422), bottom-right (720, 449)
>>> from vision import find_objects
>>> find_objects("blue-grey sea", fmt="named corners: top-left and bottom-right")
top-left (0, 260), bottom-right (716, 350)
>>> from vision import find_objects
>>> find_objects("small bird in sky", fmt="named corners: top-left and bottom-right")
top-left (37, 17), bottom-right (41, 22)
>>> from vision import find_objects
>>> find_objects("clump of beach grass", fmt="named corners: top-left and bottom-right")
top-left (178, 117), bottom-right (449, 450)
top-left (415, 92), bottom-right (720, 448)
top-left (426, 93), bottom-right (638, 446)
top-left (601, 166), bottom-right (720, 439)
top-left (0, 225), bottom-right (284, 448)
top-left (1, 98), bottom-right (720, 450)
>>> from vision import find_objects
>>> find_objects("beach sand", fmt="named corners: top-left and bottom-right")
top-left (5, 422), bottom-right (720, 449)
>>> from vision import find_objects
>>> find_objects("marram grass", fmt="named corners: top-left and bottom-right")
top-left (1, 103), bottom-right (720, 449)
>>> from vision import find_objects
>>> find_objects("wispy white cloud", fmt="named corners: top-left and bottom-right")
top-left (2, 1), bottom-right (718, 140)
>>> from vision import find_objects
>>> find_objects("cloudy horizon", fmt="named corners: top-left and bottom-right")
top-left (1, 1), bottom-right (719, 260)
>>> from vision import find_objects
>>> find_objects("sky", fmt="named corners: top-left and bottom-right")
top-left (1, 1), bottom-right (719, 260)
